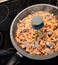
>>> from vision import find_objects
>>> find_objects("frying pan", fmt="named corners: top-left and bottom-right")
top-left (7, 4), bottom-right (58, 65)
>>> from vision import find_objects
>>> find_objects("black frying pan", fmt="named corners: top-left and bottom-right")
top-left (7, 4), bottom-right (58, 65)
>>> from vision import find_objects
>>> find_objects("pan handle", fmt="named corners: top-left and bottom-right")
top-left (7, 52), bottom-right (23, 65)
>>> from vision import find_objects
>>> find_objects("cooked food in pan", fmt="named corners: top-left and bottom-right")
top-left (15, 11), bottom-right (58, 56)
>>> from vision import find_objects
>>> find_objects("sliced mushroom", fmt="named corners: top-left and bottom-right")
top-left (50, 42), bottom-right (55, 48)
top-left (31, 41), bottom-right (35, 47)
top-left (48, 31), bottom-right (53, 37)
top-left (46, 42), bottom-right (51, 48)
top-left (21, 27), bottom-right (26, 32)
top-left (49, 14), bottom-right (53, 20)
top-left (21, 41), bottom-right (28, 49)
top-left (44, 48), bottom-right (54, 54)
top-left (46, 42), bottom-right (55, 48)
top-left (35, 41), bottom-right (39, 47)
